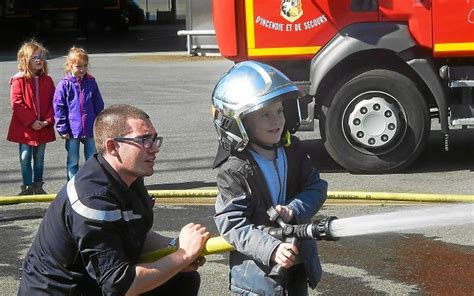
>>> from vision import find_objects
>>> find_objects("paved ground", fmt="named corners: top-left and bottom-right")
top-left (1, 202), bottom-right (473, 295)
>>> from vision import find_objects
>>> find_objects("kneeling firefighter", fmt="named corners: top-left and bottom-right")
top-left (211, 61), bottom-right (328, 295)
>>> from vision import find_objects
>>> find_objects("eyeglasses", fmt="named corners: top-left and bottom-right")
top-left (32, 54), bottom-right (45, 61)
top-left (114, 135), bottom-right (163, 149)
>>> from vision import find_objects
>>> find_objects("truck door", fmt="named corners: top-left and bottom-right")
top-left (432, 0), bottom-right (474, 57)
top-left (244, 0), bottom-right (338, 59)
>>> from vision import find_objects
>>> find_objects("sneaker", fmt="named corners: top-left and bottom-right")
top-left (18, 185), bottom-right (35, 196)
top-left (32, 182), bottom-right (47, 195)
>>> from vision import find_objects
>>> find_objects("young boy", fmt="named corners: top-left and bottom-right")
top-left (212, 61), bottom-right (328, 295)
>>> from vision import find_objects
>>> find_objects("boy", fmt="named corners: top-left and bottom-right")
top-left (212, 61), bottom-right (328, 295)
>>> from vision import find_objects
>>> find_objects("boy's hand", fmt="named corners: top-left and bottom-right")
top-left (271, 242), bottom-right (298, 268)
top-left (31, 120), bottom-right (43, 130)
top-left (177, 223), bottom-right (210, 263)
top-left (275, 205), bottom-right (294, 223)
top-left (60, 134), bottom-right (70, 140)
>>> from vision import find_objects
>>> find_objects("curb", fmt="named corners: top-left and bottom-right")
top-left (1, 190), bottom-right (473, 206)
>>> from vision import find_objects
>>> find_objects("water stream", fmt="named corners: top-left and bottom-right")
top-left (329, 203), bottom-right (474, 238)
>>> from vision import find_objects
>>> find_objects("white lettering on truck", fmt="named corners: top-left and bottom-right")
top-left (254, 14), bottom-right (327, 32)
top-left (255, 16), bottom-right (284, 31)
top-left (303, 15), bottom-right (328, 30)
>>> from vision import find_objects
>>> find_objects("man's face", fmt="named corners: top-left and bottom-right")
top-left (114, 118), bottom-right (160, 185)
top-left (244, 101), bottom-right (286, 146)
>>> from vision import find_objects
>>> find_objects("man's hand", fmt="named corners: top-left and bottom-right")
top-left (275, 205), bottom-right (294, 223)
top-left (60, 134), bottom-right (70, 140)
top-left (271, 242), bottom-right (298, 268)
top-left (177, 223), bottom-right (210, 263)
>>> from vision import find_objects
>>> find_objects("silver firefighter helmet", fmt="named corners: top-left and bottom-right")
top-left (211, 61), bottom-right (303, 152)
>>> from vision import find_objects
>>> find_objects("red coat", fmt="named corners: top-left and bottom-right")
top-left (7, 73), bottom-right (56, 146)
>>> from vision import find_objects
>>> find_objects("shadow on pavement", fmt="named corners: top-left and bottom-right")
top-left (0, 22), bottom-right (187, 61)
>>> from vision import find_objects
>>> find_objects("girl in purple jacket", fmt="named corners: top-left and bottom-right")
top-left (53, 47), bottom-right (104, 181)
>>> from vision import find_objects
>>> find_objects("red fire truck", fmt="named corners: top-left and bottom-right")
top-left (212, 0), bottom-right (474, 173)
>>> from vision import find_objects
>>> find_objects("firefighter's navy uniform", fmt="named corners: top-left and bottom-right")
top-left (18, 154), bottom-right (155, 295)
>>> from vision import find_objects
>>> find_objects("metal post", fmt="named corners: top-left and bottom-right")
top-left (187, 35), bottom-right (192, 56)
top-left (171, 0), bottom-right (176, 19)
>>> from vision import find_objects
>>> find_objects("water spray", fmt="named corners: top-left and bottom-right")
top-left (140, 203), bottom-right (473, 265)
top-left (328, 203), bottom-right (474, 238)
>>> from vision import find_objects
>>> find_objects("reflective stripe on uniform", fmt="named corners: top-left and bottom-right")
top-left (67, 176), bottom-right (122, 221)
top-left (122, 210), bottom-right (142, 221)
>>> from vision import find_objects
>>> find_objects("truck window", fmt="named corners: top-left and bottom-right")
top-left (351, 0), bottom-right (377, 12)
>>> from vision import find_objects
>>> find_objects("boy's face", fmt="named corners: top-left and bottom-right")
top-left (70, 59), bottom-right (88, 79)
top-left (244, 101), bottom-right (286, 146)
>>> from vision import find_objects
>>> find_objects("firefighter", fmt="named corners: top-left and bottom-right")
top-left (18, 104), bottom-right (209, 295)
top-left (212, 61), bottom-right (328, 295)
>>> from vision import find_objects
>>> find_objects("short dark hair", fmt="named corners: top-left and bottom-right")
top-left (94, 104), bottom-right (150, 154)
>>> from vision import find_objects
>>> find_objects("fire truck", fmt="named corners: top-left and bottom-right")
top-left (212, 0), bottom-right (474, 173)
top-left (0, 0), bottom-right (138, 32)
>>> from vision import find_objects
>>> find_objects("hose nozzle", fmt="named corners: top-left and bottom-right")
top-left (311, 216), bottom-right (339, 241)
top-left (287, 216), bottom-right (339, 241)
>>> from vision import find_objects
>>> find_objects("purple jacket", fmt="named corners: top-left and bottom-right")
top-left (53, 73), bottom-right (104, 138)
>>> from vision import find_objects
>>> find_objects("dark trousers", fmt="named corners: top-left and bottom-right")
top-left (141, 271), bottom-right (201, 296)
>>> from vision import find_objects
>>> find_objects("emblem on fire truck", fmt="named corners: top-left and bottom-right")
top-left (281, 0), bottom-right (303, 23)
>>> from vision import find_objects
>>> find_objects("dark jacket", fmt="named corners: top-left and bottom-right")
top-left (53, 72), bottom-right (104, 138)
top-left (18, 154), bottom-right (154, 295)
top-left (214, 136), bottom-right (328, 295)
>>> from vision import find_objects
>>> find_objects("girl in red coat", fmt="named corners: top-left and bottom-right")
top-left (7, 41), bottom-right (56, 195)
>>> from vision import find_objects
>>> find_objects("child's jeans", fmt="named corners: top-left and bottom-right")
top-left (65, 138), bottom-right (96, 181)
top-left (19, 143), bottom-right (46, 186)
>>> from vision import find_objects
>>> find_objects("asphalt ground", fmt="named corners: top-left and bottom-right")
top-left (0, 23), bottom-right (473, 295)
top-left (1, 202), bottom-right (473, 295)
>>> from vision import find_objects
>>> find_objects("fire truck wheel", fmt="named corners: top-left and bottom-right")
top-left (322, 69), bottom-right (430, 173)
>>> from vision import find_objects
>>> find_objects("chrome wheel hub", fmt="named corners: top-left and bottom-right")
top-left (347, 96), bottom-right (399, 148)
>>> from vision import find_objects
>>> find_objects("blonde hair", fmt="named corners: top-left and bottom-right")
top-left (65, 47), bottom-right (89, 72)
top-left (17, 40), bottom-right (49, 78)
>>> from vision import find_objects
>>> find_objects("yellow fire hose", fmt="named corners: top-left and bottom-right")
top-left (139, 236), bottom-right (234, 263)
top-left (0, 189), bottom-right (473, 205)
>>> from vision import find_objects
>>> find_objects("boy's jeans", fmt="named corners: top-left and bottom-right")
top-left (19, 143), bottom-right (46, 186)
top-left (65, 138), bottom-right (96, 181)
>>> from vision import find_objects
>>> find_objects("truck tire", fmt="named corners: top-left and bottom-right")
top-left (322, 69), bottom-right (430, 173)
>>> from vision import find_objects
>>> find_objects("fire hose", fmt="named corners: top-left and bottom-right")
top-left (140, 206), bottom-right (339, 280)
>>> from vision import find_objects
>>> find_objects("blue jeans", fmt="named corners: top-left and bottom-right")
top-left (19, 143), bottom-right (46, 186)
top-left (65, 138), bottom-right (96, 181)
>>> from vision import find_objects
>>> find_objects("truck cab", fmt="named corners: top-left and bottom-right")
top-left (212, 0), bottom-right (474, 172)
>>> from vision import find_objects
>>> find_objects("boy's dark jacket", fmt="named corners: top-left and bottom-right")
top-left (214, 136), bottom-right (328, 294)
